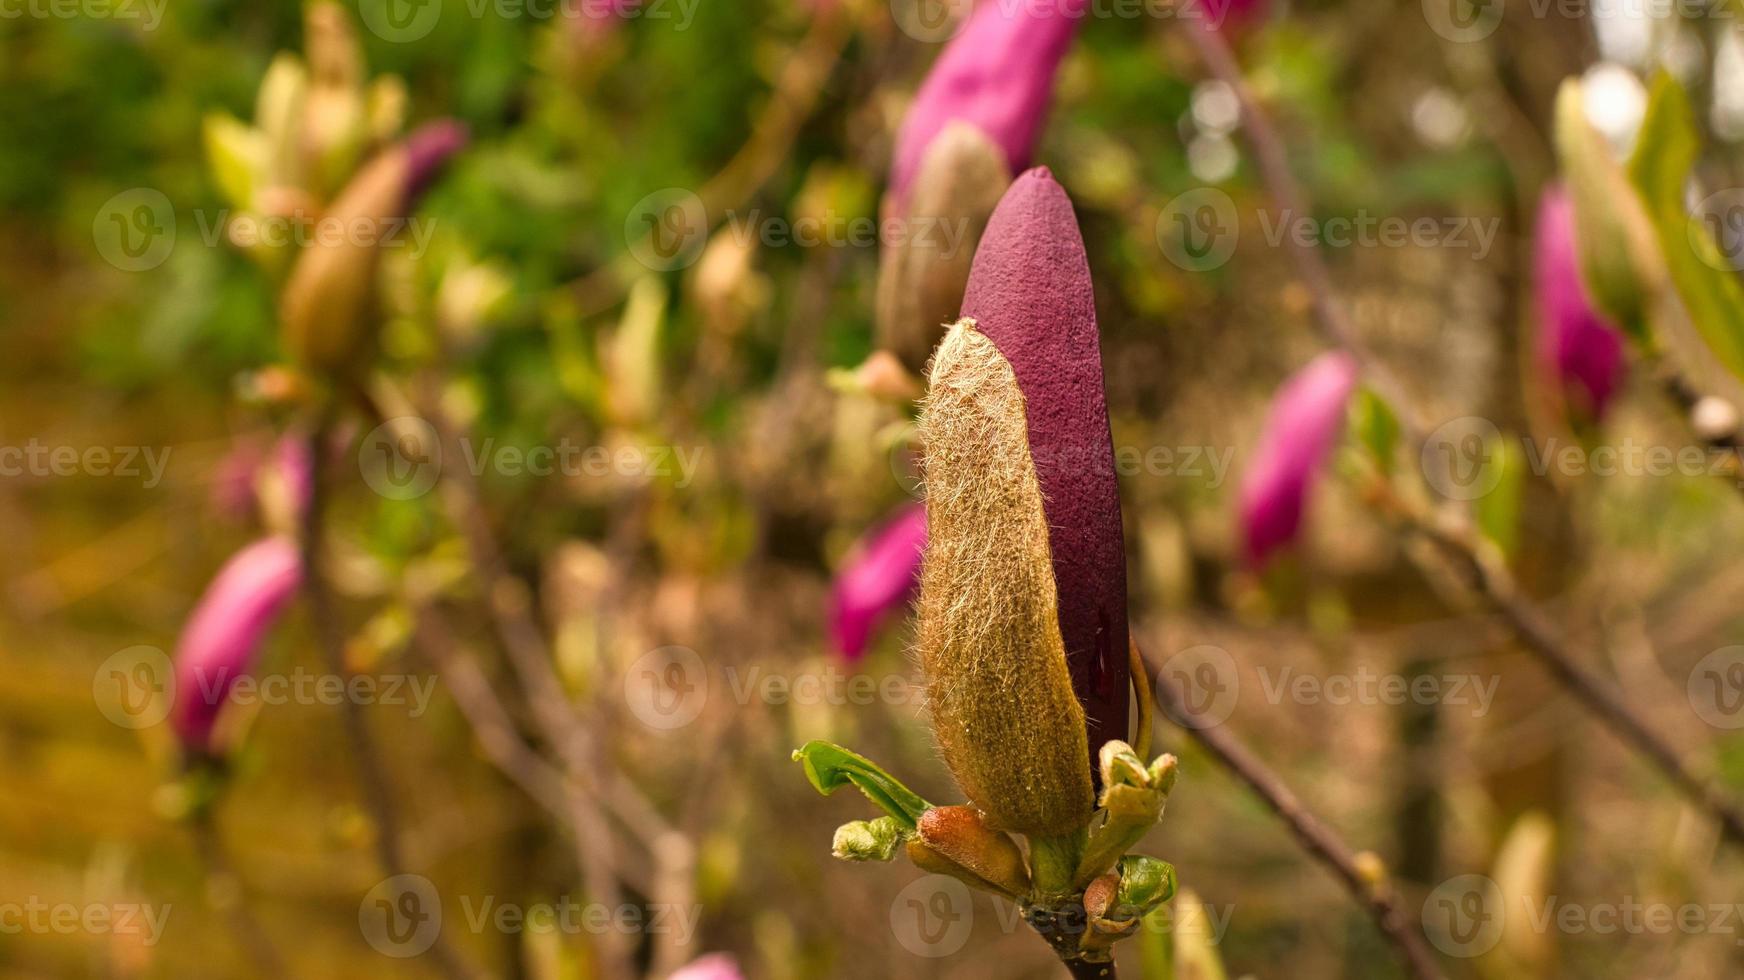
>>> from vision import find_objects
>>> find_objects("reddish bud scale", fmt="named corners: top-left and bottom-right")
top-left (959, 167), bottom-right (1130, 765)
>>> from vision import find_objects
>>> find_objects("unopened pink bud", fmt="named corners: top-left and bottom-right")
top-left (171, 537), bottom-right (303, 754)
top-left (1238, 351), bottom-right (1360, 567)
top-left (1535, 185), bottom-right (1626, 422)
top-left (889, 0), bottom-right (1086, 206)
top-left (829, 503), bottom-right (926, 661)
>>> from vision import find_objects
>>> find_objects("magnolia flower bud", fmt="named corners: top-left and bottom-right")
top-left (917, 318), bottom-right (1093, 837)
top-left (829, 503), bottom-right (926, 661)
top-left (171, 537), bottom-right (303, 754)
top-left (906, 805), bottom-right (1031, 898)
top-left (959, 168), bottom-right (1131, 764)
top-left (876, 122), bottom-right (1011, 372)
top-left (1535, 185), bottom-right (1627, 422)
top-left (1238, 351), bottom-right (1359, 567)
top-left (889, 0), bottom-right (1085, 205)
top-left (279, 120), bottom-right (467, 373)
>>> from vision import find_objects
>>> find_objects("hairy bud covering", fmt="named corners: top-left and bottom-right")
top-left (916, 320), bottom-right (1092, 837)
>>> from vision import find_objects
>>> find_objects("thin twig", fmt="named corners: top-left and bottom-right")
top-left (1136, 642), bottom-right (1446, 980)
top-left (1381, 490), bottom-right (1744, 845)
top-left (1181, 18), bottom-right (1744, 849)
top-left (297, 413), bottom-right (481, 980)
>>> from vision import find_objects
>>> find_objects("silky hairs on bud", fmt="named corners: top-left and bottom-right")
top-left (917, 320), bottom-right (1093, 837)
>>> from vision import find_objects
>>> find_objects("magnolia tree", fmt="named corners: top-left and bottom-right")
top-left (91, 0), bottom-right (1744, 978)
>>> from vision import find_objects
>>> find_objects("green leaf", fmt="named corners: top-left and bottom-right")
top-left (792, 740), bottom-right (931, 830)
top-left (1554, 79), bottom-right (1665, 338)
top-left (202, 112), bottom-right (263, 213)
top-left (1350, 387), bottom-right (1400, 474)
top-left (1628, 73), bottom-right (1744, 380)
top-left (1473, 433), bottom-right (1523, 560)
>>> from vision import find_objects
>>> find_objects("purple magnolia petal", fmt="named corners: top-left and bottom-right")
top-left (960, 167), bottom-right (1129, 762)
top-left (1535, 185), bottom-right (1627, 422)
top-left (829, 503), bottom-right (927, 661)
top-left (667, 954), bottom-right (745, 980)
top-left (1239, 351), bottom-right (1360, 567)
top-left (403, 118), bottom-right (469, 208)
top-left (889, 0), bottom-right (1086, 205)
top-left (171, 537), bottom-right (303, 753)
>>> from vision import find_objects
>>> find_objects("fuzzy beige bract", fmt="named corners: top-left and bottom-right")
top-left (916, 319), bottom-right (1093, 837)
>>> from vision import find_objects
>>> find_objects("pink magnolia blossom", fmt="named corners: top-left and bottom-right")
top-left (1535, 185), bottom-right (1627, 421)
top-left (1238, 351), bottom-right (1360, 566)
top-left (828, 503), bottom-right (927, 661)
top-left (667, 953), bottom-right (744, 980)
top-left (889, 0), bottom-right (1088, 205)
top-left (171, 536), bottom-right (303, 753)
